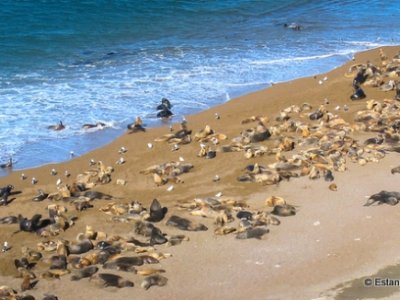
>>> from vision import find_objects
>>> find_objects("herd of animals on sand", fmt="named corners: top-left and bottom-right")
top-left (1, 49), bottom-right (400, 299)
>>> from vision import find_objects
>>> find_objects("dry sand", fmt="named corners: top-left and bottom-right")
top-left (1, 46), bottom-right (400, 300)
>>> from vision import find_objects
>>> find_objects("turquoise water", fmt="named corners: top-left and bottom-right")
top-left (1, 0), bottom-right (400, 173)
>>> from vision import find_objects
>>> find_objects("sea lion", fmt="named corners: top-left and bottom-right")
top-left (236, 227), bottom-right (269, 240)
top-left (90, 273), bottom-right (134, 288)
top-left (157, 107), bottom-right (173, 119)
top-left (0, 184), bottom-right (14, 206)
top-left (271, 204), bottom-right (297, 217)
top-left (323, 170), bottom-right (334, 182)
top-left (68, 240), bottom-right (93, 255)
top-left (47, 121), bottom-right (65, 131)
top-left (364, 190), bottom-right (400, 206)
top-left (0, 158), bottom-right (12, 169)
top-left (32, 189), bottom-right (48, 202)
top-left (82, 122), bottom-right (106, 129)
top-left (150, 228), bottom-right (168, 246)
top-left (70, 265), bottom-right (99, 281)
top-left (391, 166), bottom-right (400, 174)
top-left (18, 214), bottom-right (51, 233)
top-left (141, 274), bottom-right (168, 290)
top-left (166, 215), bottom-right (208, 231)
top-left (157, 98), bottom-right (172, 110)
top-left (127, 117), bottom-right (146, 132)
top-left (0, 215), bottom-right (18, 224)
top-left (236, 211), bottom-right (253, 221)
top-left (43, 295), bottom-right (59, 300)
top-left (103, 256), bottom-right (144, 271)
top-left (350, 87), bottom-right (366, 100)
top-left (49, 255), bottom-right (67, 270)
top-left (146, 199), bottom-right (168, 222)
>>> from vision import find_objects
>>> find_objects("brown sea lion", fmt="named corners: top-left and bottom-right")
top-left (271, 204), bottom-right (297, 216)
top-left (70, 266), bottom-right (99, 281)
top-left (166, 215), bottom-right (208, 231)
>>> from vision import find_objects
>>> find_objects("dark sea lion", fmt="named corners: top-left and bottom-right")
top-left (90, 273), bottom-right (134, 288)
top-left (157, 98), bottom-right (172, 110)
top-left (364, 190), bottom-right (400, 206)
top-left (20, 295), bottom-right (36, 300)
top-left (206, 150), bottom-right (217, 159)
top-left (364, 135), bottom-right (384, 145)
top-left (323, 170), bottom-right (334, 182)
top-left (150, 228), bottom-right (168, 246)
top-left (18, 214), bottom-right (50, 233)
top-left (236, 227), bottom-right (269, 240)
top-left (82, 122), bottom-right (106, 129)
top-left (141, 274), bottom-right (168, 290)
top-left (353, 68), bottom-right (368, 87)
top-left (309, 109), bottom-right (324, 120)
top-left (271, 204), bottom-right (297, 217)
top-left (82, 190), bottom-right (113, 200)
top-left (71, 265), bottom-right (99, 281)
top-left (350, 87), bottom-right (366, 100)
top-left (0, 215), bottom-right (18, 224)
top-left (146, 199), bottom-right (168, 222)
top-left (49, 255), bottom-right (67, 270)
top-left (103, 256), bottom-right (144, 271)
top-left (166, 215), bottom-right (208, 231)
top-left (32, 189), bottom-right (49, 202)
top-left (157, 107), bottom-right (173, 119)
top-left (68, 240), bottom-right (93, 255)
top-left (134, 221), bottom-right (158, 237)
top-left (47, 121), bottom-right (65, 131)
top-left (0, 158), bottom-right (12, 169)
top-left (236, 211), bottom-right (253, 221)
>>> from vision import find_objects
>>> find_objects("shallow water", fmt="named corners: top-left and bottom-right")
top-left (1, 0), bottom-right (400, 174)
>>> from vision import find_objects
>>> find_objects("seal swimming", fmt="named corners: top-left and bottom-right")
top-left (81, 122), bottom-right (106, 129)
top-left (47, 121), bottom-right (65, 131)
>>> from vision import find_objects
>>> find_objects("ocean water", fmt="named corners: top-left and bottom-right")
top-left (1, 0), bottom-right (400, 174)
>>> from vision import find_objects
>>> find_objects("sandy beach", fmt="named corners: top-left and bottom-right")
top-left (1, 46), bottom-right (400, 300)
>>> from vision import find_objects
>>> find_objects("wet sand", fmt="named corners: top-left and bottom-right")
top-left (1, 46), bottom-right (400, 300)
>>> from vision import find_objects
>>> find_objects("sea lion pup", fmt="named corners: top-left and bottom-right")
top-left (166, 215), bottom-right (208, 231)
top-left (0, 157), bottom-right (12, 169)
top-left (127, 116), bottom-right (146, 132)
top-left (141, 274), bottom-right (168, 290)
top-left (236, 211), bottom-right (253, 221)
top-left (146, 199), bottom-right (168, 222)
top-left (43, 295), bottom-right (59, 300)
top-left (271, 204), bottom-right (297, 217)
top-left (90, 273), bottom-right (134, 288)
top-left (47, 121), bottom-right (65, 131)
top-left (82, 122), bottom-right (106, 129)
top-left (67, 239), bottom-right (93, 255)
top-left (236, 227), bottom-right (269, 240)
top-left (364, 191), bottom-right (400, 206)
top-left (71, 265), bottom-right (99, 281)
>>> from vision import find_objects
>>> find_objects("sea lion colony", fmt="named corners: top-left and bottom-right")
top-left (1, 49), bottom-right (400, 299)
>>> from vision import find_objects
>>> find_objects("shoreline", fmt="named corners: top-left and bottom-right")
top-left (1, 46), bottom-right (400, 299)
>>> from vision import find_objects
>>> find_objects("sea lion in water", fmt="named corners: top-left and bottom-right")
top-left (166, 215), bottom-right (208, 231)
top-left (157, 107), bottom-right (173, 119)
top-left (127, 117), bottom-right (145, 132)
top-left (364, 190), bottom-right (400, 206)
top-left (157, 98), bottom-right (172, 110)
top-left (141, 274), bottom-right (168, 290)
top-left (82, 122), bottom-right (106, 129)
top-left (90, 273), bottom-right (134, 288)
top-left (47, 121), bottom-right (65, 131)
top-left (0, 158), bottom-right (12, 169)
